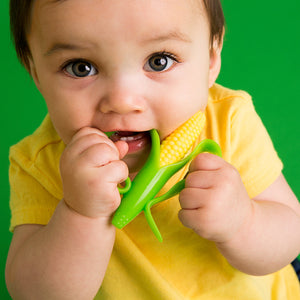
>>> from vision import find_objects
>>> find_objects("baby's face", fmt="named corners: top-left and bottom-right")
top-left (28, 0), bottom-right (221, 172)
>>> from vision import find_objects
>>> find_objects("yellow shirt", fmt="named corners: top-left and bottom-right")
top-left (9, 84), bottom-right (300, 299)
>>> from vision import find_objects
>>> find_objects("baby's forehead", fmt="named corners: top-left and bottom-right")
top-left (35, 0), bottom-right (206, 15)
top-left (31, 0), bottom-right (208, 31)
top-left (32, 0), bottom-right (208, 32)
top-left (27, 0), bottom-right (213, 68)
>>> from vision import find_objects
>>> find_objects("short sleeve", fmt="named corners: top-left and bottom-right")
top-left (8, 117), bottom-right (64, 232)
top-left (9, 158), bottom-right (60, 232)
top-left (229, 97), bottom-right (283, 198)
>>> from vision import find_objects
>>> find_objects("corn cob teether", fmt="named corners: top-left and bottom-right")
top-left (106, 111), bottom-right (222, 242)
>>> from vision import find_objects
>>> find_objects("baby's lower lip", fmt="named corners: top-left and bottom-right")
top-left (110, 131), bottom-right (151, 154)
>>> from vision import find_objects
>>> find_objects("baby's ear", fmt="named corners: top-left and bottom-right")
top-left (208, 33), bottom-right (224, 88)
top-left (28, 58), bottom-right (41, 91)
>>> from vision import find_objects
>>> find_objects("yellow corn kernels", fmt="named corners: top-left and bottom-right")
top-left (159, 111), bottom-right (206, 167)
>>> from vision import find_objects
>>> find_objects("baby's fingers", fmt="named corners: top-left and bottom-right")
top-left (178, 208), bottom-right (217, 241)
top-left (189, 152), bottom-right (223, 173)
top-left (79, 142), bottom-right (121, 167)
top-left (114, 140), bottom-right (129, 159)
top-left (62, 132), bottom-right (119, 166)
top-left (178, 209), bottom-right (200, 231)
top-left (179, 187), bottom-right (208, 210)
top-left (70, 127), bottom-right (108, 144)
top-left (67, 127), bottom-right (118, 156)
top-left (104, 160), bottom-right (129, 185)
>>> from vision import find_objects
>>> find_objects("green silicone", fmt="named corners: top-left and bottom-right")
top-left (118, 177), bottom-right (132, 194)
top-left (105, 131), bottom-right (115, 138)
top-left (109, 129), bottom-right (222, 242)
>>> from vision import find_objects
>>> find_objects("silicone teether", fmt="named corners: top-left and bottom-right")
top-left (106, 111), bottom-right (222, 242)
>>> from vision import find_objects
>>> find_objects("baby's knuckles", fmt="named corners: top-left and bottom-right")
top-left (207, 170), bottom-right (250, 242)
top-left (59, 130), bottom-right (126, 218)
top-left (183, 157), bottom-right (252, 243)
top-left (78, 142), bottom-right (120, 167)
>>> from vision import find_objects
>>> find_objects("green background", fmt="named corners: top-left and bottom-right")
top-left (1, 1), bottom-right (299, 298)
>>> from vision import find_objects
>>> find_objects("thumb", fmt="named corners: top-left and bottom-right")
top-left (189, 152), bottom-right (223, 173)
top-left (114, 141), bottom-right (129, 159)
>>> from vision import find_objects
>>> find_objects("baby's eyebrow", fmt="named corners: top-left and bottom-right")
top-left (140, 30), bottom-right (192, 45)
top-left (44, 43), bottom-right (91, 57)
top-left (44, 30), bottom-right (191, 57)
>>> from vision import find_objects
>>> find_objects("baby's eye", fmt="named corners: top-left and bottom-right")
top-left (144, 53), bottom-right (177, 72)
top-left (64, 60), bottom-right (97, 77)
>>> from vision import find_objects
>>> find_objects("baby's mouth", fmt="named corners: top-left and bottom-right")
top-left (110, 131), bottom-right (147, 142)
top-left (110, 131), bottom-right (151, 154)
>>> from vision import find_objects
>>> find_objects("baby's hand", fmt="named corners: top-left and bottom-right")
top-left (178, 153), bottom-right (252, 243)
top-left (60, 127), bottom-right (129, 218)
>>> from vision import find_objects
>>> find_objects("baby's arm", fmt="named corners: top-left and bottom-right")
top-left (179, 153), bottom-right (300, 275)
top-left (5, 128), bottom-right (128, 299)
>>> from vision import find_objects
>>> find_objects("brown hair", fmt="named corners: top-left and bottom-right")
top-left (10, 0), bottom-right (34, 71)
top-left (10, 0), bottom-right (225, 70)
top-left (203, 0), bottom-right (225, 47)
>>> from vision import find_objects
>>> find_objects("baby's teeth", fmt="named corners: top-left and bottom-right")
top-left (119, 136), bottom-right (136, 141)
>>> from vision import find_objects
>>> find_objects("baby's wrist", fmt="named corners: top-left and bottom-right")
top-left (61, 198), bottom-right (114, 227)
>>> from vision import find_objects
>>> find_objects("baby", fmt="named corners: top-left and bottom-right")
top-left (6, 0), bottom-right (300, 299)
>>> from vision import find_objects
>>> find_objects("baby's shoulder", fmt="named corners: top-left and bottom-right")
top-left (207, 84), bottom-right (256, 120)
top-left (9, 115), bottom-right (63, 167)
top-left (209, 83), bottom-right (253, 106)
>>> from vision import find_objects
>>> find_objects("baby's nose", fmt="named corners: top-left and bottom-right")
top-left (99, 75), bottom-right (146, 115)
